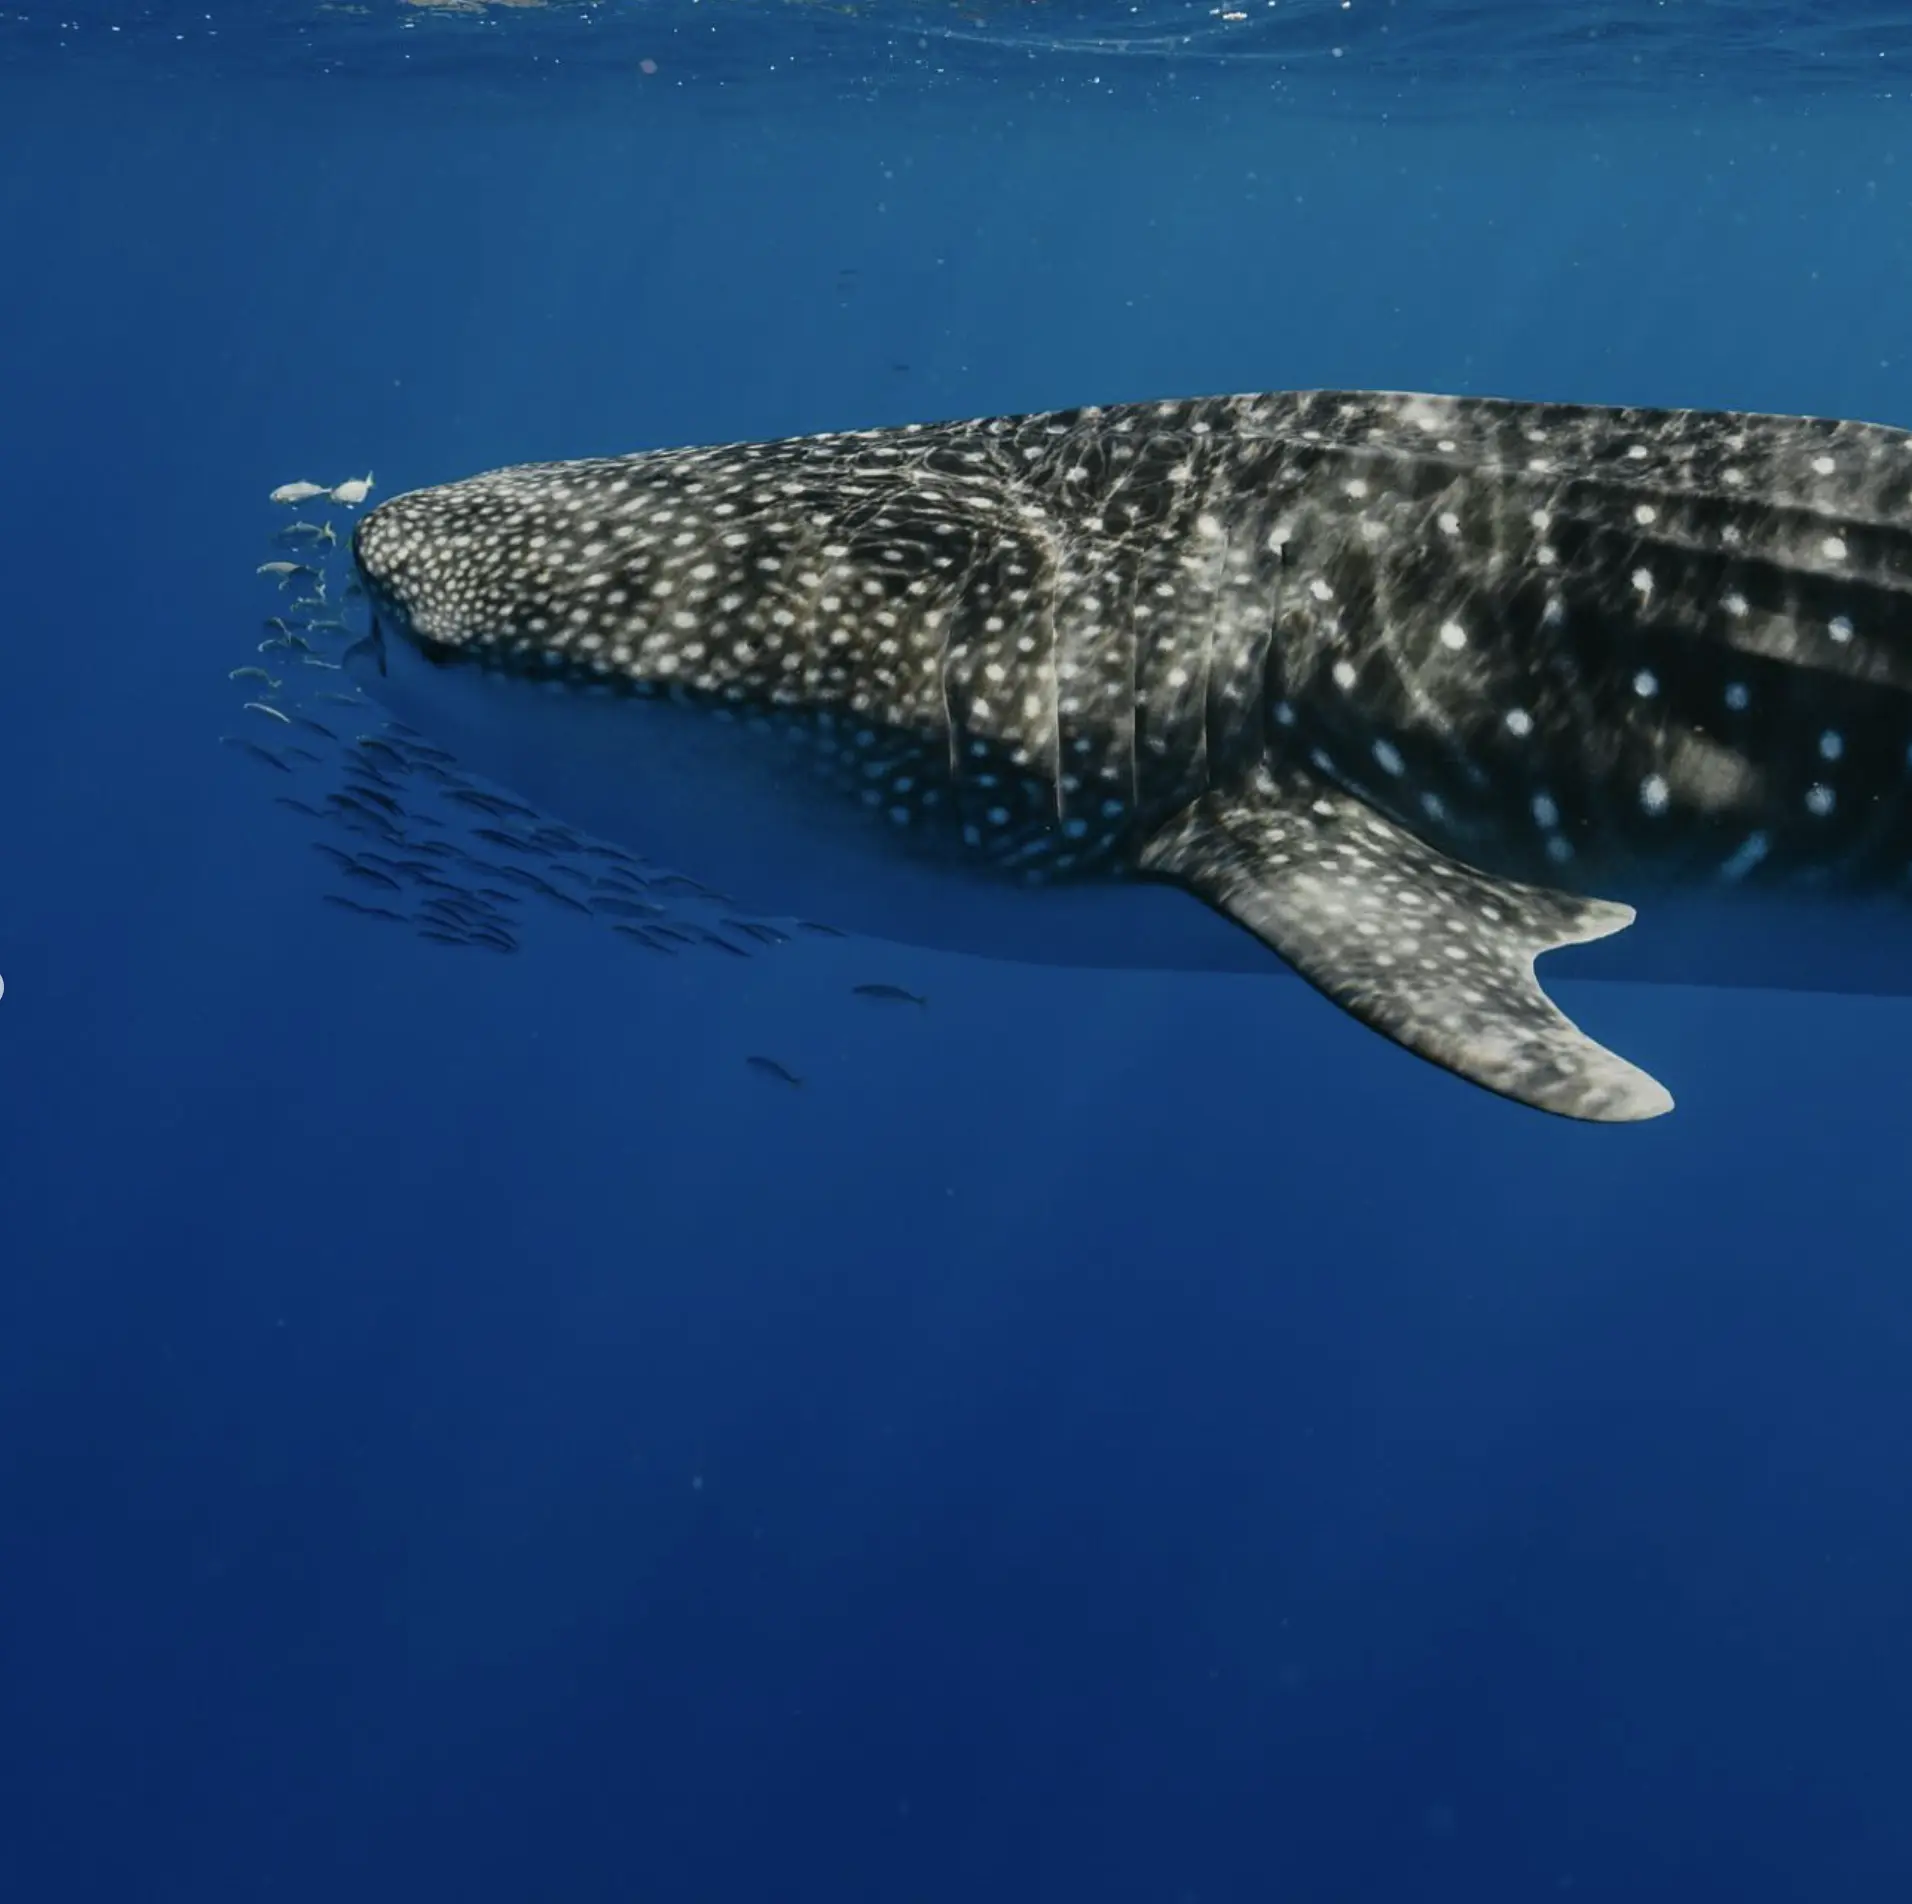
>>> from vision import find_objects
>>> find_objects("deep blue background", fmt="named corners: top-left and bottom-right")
top-left (5, 7), bottom-right (1912, 1899)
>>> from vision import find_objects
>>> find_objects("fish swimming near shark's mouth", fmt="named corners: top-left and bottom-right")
top-left (348, 388), bottom-right (1912, 1123)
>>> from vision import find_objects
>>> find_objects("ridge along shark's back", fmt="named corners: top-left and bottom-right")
top-left (351, 388), bottom-right (1912, 1122)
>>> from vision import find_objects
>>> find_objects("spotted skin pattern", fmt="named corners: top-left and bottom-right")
top-left (354, 389), bottom-right (1912, 1122)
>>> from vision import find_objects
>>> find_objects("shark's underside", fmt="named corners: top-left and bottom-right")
top-left (350, 389), bottom-right (1912, 1122)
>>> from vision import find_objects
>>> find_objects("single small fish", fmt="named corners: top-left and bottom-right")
top-left (588, 896), bottom-right (666, 920)
top-left (276, 520), bottom-right (336, 546)
top-left (323, 894), bottom-right (405, 923)
top-left (220, 735), bottom-right (291, 772)
top-left (229, 666), bottom-right (280, 688)
top-left (745, 1055), bottom-right (804, 1088)
top-left (329, 473), bottom-right (375, 506)
top-left (269, 480), bottom-right (328, 506)
top-left (725, 918), bottom-right (790, 946)
top-left (243, 700), bottom-right (292, 724)
top-left (256, 560), bottom-right (317, 581)
top-left (852, 983), bottom-right (928, 1008)
top-left (452, 789), bottom-right (539, 821)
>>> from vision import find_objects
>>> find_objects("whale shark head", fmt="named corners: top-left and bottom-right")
top-left (346, 447), bottom-right (1197, 949)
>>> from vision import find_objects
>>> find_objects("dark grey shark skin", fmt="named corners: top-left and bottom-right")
top-left (352, 389), bottom-right (1912, 1123)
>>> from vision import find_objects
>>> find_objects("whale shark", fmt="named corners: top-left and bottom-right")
top-left (349, 388), bottom-right (1912, 1122)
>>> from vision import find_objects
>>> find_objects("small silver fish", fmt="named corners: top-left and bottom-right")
top-left (852, 983), bottom-right (927, 1007)
top-left (323, 894), bottom-right (405, 923)
top-left (745, 1055), bottom-right (803, 1087)
top-left (220, 735), bottom-right (291, 773)
top-left (725, 919), bottom-right (791, 946)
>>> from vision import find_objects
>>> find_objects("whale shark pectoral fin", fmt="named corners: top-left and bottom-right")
top-left (1138, 765), bottom-right (1674, 1123)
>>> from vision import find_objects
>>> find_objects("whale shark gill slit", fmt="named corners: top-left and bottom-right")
top-left (349, 389), bottom-right (1912, 1122)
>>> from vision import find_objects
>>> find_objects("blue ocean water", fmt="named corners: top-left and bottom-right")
top-left (4, 3), bottom-right (1912, 1897)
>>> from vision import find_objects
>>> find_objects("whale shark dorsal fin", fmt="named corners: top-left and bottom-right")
top-left (1139, 764), bottom-right (1674, 1123)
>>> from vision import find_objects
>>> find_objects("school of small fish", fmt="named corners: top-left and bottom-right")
top-left (227, 469), bottom-right (930, 1082)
